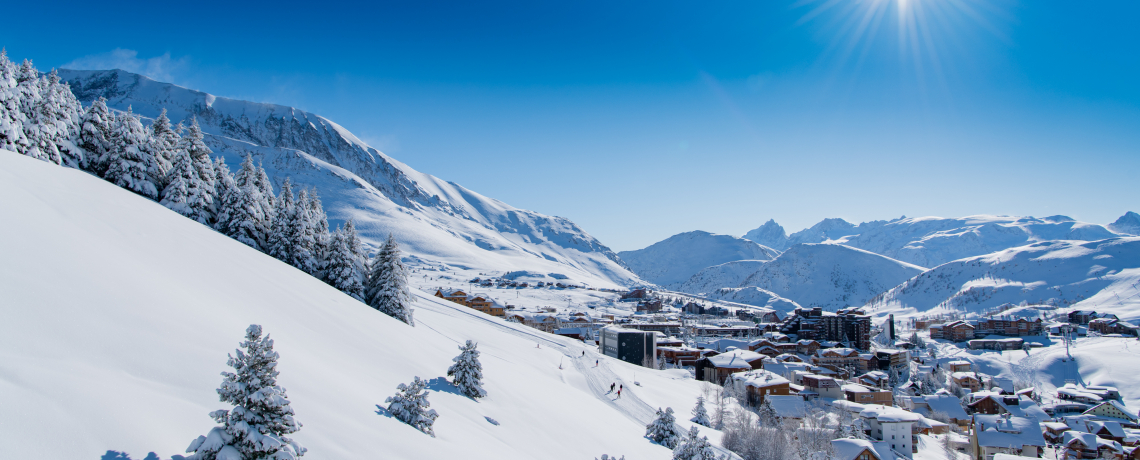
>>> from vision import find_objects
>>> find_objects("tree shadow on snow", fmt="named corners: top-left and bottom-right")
top-left (425, 376), bottom-right (465, 397)
top-left (375, 404), bottom-right (395, 419)
top-left (100, 451), bottom-right (162, 460)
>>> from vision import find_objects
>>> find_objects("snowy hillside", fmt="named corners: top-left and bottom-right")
top-left (1109, 211), bottom-right (1140, 236)
top-left (699, 287), bottom-right (802, 313)
top-left (677, 244), bottom-right (926, 312)
top-left (742, 215), bottom-right (1126, 268)
top-left (0, 152), bottom-right (707, 459)
top-left (56, 69), bottom-right (639, 288)
top-left (866, 237), bottom-right (1140, 323)
top-left (618, 231), bottom-right (779, 287)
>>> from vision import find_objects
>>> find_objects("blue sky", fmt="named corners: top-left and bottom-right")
top-left (4, 0), bottom-right (1139, 251)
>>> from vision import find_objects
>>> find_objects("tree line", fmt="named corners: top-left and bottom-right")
top-left (0, 51), bottom-right (412, 324)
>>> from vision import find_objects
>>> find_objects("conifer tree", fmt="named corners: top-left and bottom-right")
top-left (268, 178), bottom-right (296, 262)
top-left (222, 155), bottom-right (271, 250)
top-left (307, 189), bottom-right (331, 278)
top-left (672, 426), bottom-right (717, 460)
top-left (0, 50), bottom-right (29, 154)
top-left (256, 163), bottom-right (276, 212)
top-left (179, 117), bottom-right (216, 224)
top-left (289, 188), bottom-right (316, 274)
top-left (364, 233), bottom-right (415, 325)
top-left (184, 325), bottom-right (305, 460)
top-left (105, 107), bottom-right (163, 200)
top-left (160, 147), bottom-right (195, 217)
top-left (757, 397), bottom-right (779, 427)
top-left (21, 70), bottom-right (82, 167)
top-left (11, 59), bottom-right (45, 161)
top-left (690, 396), bottom-right (711, 427)
top-left (646, 407), bottom-right (681, 449)
top-left (447, 340), bottom-right (486, 399)
top-left (148, 108), bottom-right (177, 184)
top-left (323, 220), bottom-right (366, 300)
top-left (78, 97), bottom-right (114, 175)
top-left (212, 158), bottom-right (238, 233)
top-left (385, 376), bottom-right (438, 437)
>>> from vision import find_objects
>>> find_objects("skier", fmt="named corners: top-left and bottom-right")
top-left (582, 351), bottom-right (585, 357)
top-left (617, 387), bottom-right (622, 399)
top-left (610, 383), bottom-right (615, 393)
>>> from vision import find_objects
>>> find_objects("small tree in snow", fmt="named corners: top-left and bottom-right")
top-left (386, 376), bottom-right (438, 437)
top-left (323, 220), bottom-right (366, 300)
top-left (690, 396), bottom-right (710, 427)
top-left (447, 340), bottom-right (486, 399)
top-left (646, 407), bottom-right (681, 449)
top-left (673, 426), bottom-right (718, 460)
top-left (364, 233), bottom-right (414, 325)
top-left (184, 325), bottom-right (305, 460)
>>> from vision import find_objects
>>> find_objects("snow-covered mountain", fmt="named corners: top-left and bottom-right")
top-left (677, 244), bottom-right (927, 312)
top-left (617, 231), bottom-right (779, 287)
top-left (1109, 211), bottom-right (1140, 236)
top-left (56, 69), bottom-right (638, 288)
top-left (743, 214), bottom-right (1125, 268)
top-left (700, 287), bottom-right (802, 313)
top-left (866, 237), bottom-right (1140, 323)
top-left (0, 151), bottom-right (707, 460)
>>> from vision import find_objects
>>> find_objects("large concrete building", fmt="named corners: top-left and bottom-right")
top-left (779, 307), bottom-right (872, 350)
top-left (599, 326), bottom-right (657, 368)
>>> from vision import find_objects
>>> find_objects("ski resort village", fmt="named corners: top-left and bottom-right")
top-left (3, 2), bottom-right (1140, 460)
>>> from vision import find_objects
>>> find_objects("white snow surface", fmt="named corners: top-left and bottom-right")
top-left (0, 152), bottom-right (709, 460)
top-left (618, 231), bottom-right (779, 287)
top-left (743, 215), bottom-right (1126, 268)
top-left (677, 244), bottom-right (926, 312)
top-left (55, 69), bottom-right (639, 289)
top-left (867, 237), bottom-right (1140, 323)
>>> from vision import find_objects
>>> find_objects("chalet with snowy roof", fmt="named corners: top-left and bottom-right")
top-left (729, 369), bottom-right (791, 407)
top-left (753, 345), bottom-right (781, 358)
top-left (775, 353), bottom-right (804, 363)
top-left (694, 349), bottom-right (765, 384)
top-left (434, 288), bottom-right (469, 304)
top-left (796, 339), bottom-right (821, 355)
top-left (857, 353), bottom-right (881, 373)
top-left (1069, 310), bottom-right (1116, 325)
top-left (620, 288), bottom-right (647, 300)
top-left (1088, 420), bottom-right (1128, 443)
top-left (973, 317), bottom-right (1044, 337)
top-left (859, 405), bottom-right (921, 456)
top-left (801, 374), bottom-right (844, 400)
top-left (874, 349), bottom-right (909, 371)
top-left (919, 393), bottom-right (971, 427)
top-left (831, 438), bottom-right (883, 460)
top-left (951, 372), bottom-right (982, 391)
top-left (946, 360), bottom-right (972, 373)
top-left (1085, 401), bottom-right (1140, 427)
top-left (1090, 317), bottom-right (1139, 336)
top-left (975, 414), bottom-right (1046, 459)
top-left (1059, 385), bottom-right (1108, 406)
top-left (1041, 421), bottom-right (1071, 444)
top-left (843, 383), bottom-right (893, 406)
top-left (1061, 431), bottom-right (1099, 459)
top-left (929, 320), bottom-right (974, 342)
top-left (856, 371), bottom-right (890, 389)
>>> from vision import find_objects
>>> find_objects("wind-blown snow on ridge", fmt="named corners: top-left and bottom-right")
top-left (0, 151), bottom-right (701, 460)
top-left (56, 68), bottom-right (638, 288)
top-left (677, 244), bottom-right (926, 312)
top-left (743, 214), bottom-right (1125, 268)
top-left (866, 237), bottom-right (1140, 323)
top-left (618, 231), bottom-right (779, 287)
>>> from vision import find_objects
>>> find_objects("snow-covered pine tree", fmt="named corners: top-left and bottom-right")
top-left (307, 189), bottom-right (331, 278)
top-left (179, 117), bottom-right (216, 224)
top-left (323, 220), bottom-right (365, 299)
top-left (221, 155), bottom-right (271, 250)
top-left (159, 146), bottom-right (194, 217)
top-left (184, 325), bottom-right (305, 460)
top-left (43, 71), bottom-right (83, 168)
top-left (757, 397), bottom-right (778, 427)
top-left (288, 188), bottom-right (316, 274)
top-left (212, 158), bottom-right (238, 233)
top-left (256, 163), bottom-right (276, 213)
top-left (268, 177), bottom-right (297, 262)
top-left (645, 407), bottom-right (681, 448)
top-left (385, 376), bottom-right (438, 437)
top-left (690, 396), bottom-right (711, 427)
top-left (672, 426), bottom-right (718, 460)
top-left (20, 70), bottom-right (82, 167)
top-left (77, 97), bottom-right (115, 175)
top-left (149, 109), bottom-right (179, 174)
top-left (0, 50), bottom-right (29, 154)
top-left (105, 107), bottom-right (163, 200)
top-left (363, 233), bottom-right (415, 325)
top-left (11, 59), bottom-right (48, 162)
top-left (447, 340), bottom-right (486, 399)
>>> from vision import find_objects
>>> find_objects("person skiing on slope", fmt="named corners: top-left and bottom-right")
top-left (617, 387), bottom-right (621, 399)
top-left (595, 359), bottom-right (599, 367)
top-left (610, 383), bottom-right (615, 393)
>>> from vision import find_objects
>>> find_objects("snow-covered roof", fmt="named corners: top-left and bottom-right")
top-left (1063, 430), bottom-right (1098, 447)
top-left (831, 438), bottom-right (879, 460)
top-left (829, 399), bottom-right (867, 414)
top-left (1089, 421), bottom-right (1126, 438)
top-left (923, 394), bottom-right (969, 420)
top-left (976, 415), bottom-right (1045, 448)
top-left (731, 369), bottom-right (790, 389)
top-left (860, 405), bottom-right (921, 423)
top-left (767, 395), bottom-right (807, 418)
top-left (706, 349), bottom-right (764, 368)
top-left (992, 454), bottom-right (1039, 460)
top-left (842, 383), bottom-right (871, 393)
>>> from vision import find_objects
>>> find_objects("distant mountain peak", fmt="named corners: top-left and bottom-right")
top-left (1109, 211), bottom-right (1140, 236)
top-left (742, 219), bottom-right (789, 251)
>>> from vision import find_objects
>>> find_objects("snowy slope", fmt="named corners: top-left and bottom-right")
top-left (678, 244), bottom-right (926, 312)
top-left (700, 287), bottom-right (802, 313)
top-left (1109, 211), bottom-right (1140, 236)
top-left (55, 69), bottom-right (638, 288)
top-left (0, 152), bottom-right (709, 460)
top-left (743, 215), bottom-right (1125, 268)
top-left (618, 231), bottom-right (779, 287)
top-left (866, 238), bottom-right (1140, 322)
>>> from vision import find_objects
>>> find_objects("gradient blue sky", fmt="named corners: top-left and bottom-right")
top-left (4, 0), bottom-right (1138, 250)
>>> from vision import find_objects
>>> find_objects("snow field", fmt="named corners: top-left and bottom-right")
top-left (0, 152), bottom-right (702, 460)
